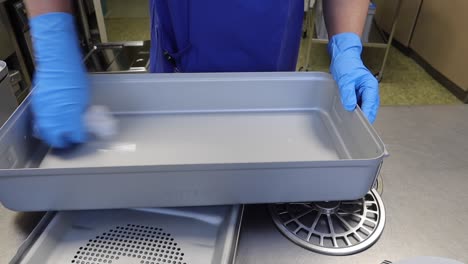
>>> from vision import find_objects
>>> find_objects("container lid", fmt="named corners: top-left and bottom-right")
top-left (0, 60), bottom-right (8, 81)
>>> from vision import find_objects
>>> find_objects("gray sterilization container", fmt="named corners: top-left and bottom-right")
top-left (9, 205), bottom-right (242, 264)
top-left (0, 72), bottom-right (387, 211)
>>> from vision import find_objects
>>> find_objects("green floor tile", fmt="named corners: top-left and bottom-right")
top-left (105, 18), bottom-right (150, 42)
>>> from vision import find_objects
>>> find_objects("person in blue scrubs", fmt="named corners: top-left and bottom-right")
top-left (26, 0), bottom-right (379, 148)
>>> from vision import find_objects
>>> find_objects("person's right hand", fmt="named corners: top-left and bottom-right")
top-left (30, 12), bottom-right (89, 148)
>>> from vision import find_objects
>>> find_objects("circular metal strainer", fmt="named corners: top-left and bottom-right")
top-left (374, 173), bottom-right (384, 195)
top-left (269, 189), bottom-right (385, 256)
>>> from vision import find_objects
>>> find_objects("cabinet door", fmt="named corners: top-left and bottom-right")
top-left (374, 0), bottom-right (422, 47)
top-left (410, 0), bottom-right (468, 91)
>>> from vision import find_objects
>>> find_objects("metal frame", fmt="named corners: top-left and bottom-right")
top-left (93, 0), bottom-right (109, 43)
top-left (0, 4), bottom-right (31, 89)
top-left (77, 0), bottom-right (93, 48)
top-left (302, 0), bottom-right (403, 81)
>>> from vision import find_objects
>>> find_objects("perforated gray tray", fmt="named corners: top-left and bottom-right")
top-left (0, 72), bottom-right (387, 211)
top-left (10, 205), bottom-right (242, 264)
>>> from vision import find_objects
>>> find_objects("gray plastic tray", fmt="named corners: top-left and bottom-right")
top-left (9, 205), bottom-right (242, 264)
top-left (0, 72), bottom-right (387, 211)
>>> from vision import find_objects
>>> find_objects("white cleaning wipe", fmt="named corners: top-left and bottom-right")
top-left (84, 105), bottom-right (118, 140)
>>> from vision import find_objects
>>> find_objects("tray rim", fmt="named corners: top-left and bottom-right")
top-left (0, 72), bottom-right (388, 173)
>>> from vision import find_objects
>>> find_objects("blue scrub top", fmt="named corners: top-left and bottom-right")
top-left (149, 0), bottom-right (304, 73)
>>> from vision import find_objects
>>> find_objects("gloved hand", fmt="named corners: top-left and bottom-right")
top-left (30, 13), bottom-right (89, 148)
top-left (328, 32), bottom-right (379, 123)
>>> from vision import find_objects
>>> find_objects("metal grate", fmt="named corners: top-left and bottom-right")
top-left (270, 189), bottom-right (386, 256)
top-left (71, 224), bottom-right (187, 264)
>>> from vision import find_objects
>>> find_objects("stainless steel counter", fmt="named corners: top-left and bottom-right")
top-left (1, 105), bottom-right (468, 264)
top-left (236, 105), bottom-right (468, 264)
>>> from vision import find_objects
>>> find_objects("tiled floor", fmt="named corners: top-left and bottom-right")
top-left (104, 0), bottom-right (149, 18)
top-left (103, 1), bottom-right (460, 105)
top-left (104, 0), bottom-right (150, 42)
top-left (374, 47), bottom-right (461, 105)
top-left (105, 18), bottom-right (150, 42)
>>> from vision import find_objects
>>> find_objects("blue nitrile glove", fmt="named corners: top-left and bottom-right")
top-left (328, 32), bottom-right (379, 123)
top-left (30, 13), bottom-right (89, 148)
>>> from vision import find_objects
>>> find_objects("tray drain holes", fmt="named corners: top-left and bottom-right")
top-left (71, 224), bottom-right (187, 264)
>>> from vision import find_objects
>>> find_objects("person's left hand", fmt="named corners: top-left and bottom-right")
top-left (328, 32), bottom-right (379, 123)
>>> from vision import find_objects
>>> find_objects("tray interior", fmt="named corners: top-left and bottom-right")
top-left (14, 206), bottom-right (240, 264)
top-left (39, 110), bottom-right (344, 168)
